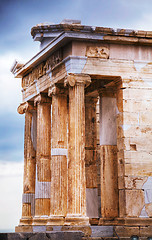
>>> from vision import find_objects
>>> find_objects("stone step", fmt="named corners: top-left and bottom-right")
top-left (0, 233), bottom-right (149, 240)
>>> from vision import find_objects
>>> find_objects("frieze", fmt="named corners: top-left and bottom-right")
top-left (22, 49), bottom-right (62, 90)
top-left (86, 46), bottom-right (109, 59)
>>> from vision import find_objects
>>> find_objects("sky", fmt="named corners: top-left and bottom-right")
top-left (1, 0), bottom-right (152, 232)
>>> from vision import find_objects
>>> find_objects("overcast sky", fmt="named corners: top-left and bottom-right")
top-left (1, 0), bottom-right (152, 232)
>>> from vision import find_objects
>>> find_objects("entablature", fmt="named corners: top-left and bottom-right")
top-left (11, 20), bottom-right (152, 103)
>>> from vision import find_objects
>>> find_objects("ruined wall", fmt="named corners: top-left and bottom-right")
top-left (117, 75), bottom-right (152, 218)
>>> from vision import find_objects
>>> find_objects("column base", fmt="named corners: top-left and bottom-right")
top-left (15, 225), bottom-right (33, 232)
top-left (47, 216), bottom-right (65, 225)
top-left (64, 215), bottom-right (90, 226)
top-left (99, 217), bottom-right (152, 226)
top-left (19, 217), bottom-right (33, 225)
top-left (32, 216), bottom-right (48, 226)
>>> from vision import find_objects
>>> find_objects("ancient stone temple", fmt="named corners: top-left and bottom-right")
top-left (11, 19), bottom-right (152, 237)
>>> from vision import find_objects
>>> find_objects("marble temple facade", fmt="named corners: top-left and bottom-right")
top-left (11, 19), bottom-right (152, 237)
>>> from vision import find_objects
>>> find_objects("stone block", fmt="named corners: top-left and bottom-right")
top-left (0, 233), bottom-right (26, 240)
top-left (52, 226), bottom-right (62, 231)
top-left (129, 136), bottom-right (152, 151)
top-left (99, 96), bottom-right (117, 145)
top-left (123, 88), bottom-right (152, 100)
top-left (119, 190), bottom-right (126, 217)
top-left (100, 145), bottom-right (118, 218)
top-left (61, 226), bottom-right (91, 237)
top-left (125, 163), bottom-right (152, 176)
top-left (85, 165), bottom-right (98, 188)
top-left (47, 231), bottom-right (84, 240)
top-left (119, 125), bottom-right (152, 139)
top-left (126, 190), bottom-right (145, 217)
top-left (33, 226), bottom-right (46, 232)
top-left (114, 226), bottom-right (139, 237)
top-left (125, 176), bottom-right (147, 189)
top-left (124, 152), bottom-right (152, 164)
top-left (139, 111), bottom-right (152, 125)
top-left (90, 226), bottom-right (113, 237)
top-left (86, 188), bottom-right (99, 218)
top-left (119, 112), bottom-right (139, 125)
top-left (85, 150), bottom-right (96, 165)
top-left (140, 226), bottom-right (152, 237)
top-left (15, 225), bottom-right (33, 232)
top-left (30, 233), bottom-right (49, 240)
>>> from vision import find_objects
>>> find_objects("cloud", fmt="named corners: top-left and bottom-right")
top-left (0, 52), bottom-right (25, 164)
top-left (0, 161), bottom-right (23, 231)
top-left (0, 52), bottom-right (23, 113)
top-left (134, 13), bottom-right (152, 31)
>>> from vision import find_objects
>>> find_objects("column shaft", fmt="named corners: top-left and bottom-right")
top-left (18, 103), bottom-right (36, 225)
top-left (34, 95), bottom-right (51, 225)
top-left (48, 89), bottom-right (68, 226)
top-left (65, 74), bottom-right (91, 226)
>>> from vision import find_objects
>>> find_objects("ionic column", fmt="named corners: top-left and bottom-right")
top-left (17, 102), bottom-right (36, 226)
top-left (33, 93), bottom-right (51, 226)
top-left (47, 84), bottom-right (68, 226)
top-left (64, 74), bottom-right (91, 226)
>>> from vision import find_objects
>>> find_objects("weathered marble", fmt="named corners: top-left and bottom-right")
top-left (48, 85), bottom-right (68, 225)
top-left (12, 20), bottom-right (152, 235)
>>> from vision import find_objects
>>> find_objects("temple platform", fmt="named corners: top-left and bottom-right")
top-left (4, 225), bottom-right (152, 239)
top-left (0, 231), bottom-right (151, 240)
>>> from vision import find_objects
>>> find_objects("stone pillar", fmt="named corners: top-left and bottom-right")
top-left (17, 102), bottom-right (36, 226)
top-left (33, 94), bottom-right (51, 226)
top-left (64, 74), bottom-right (91, 226)
top-left (85, 97), bottom-right (99, 219)
top-left (99, 90), bottom-right (119, 223)
top-left (47, 85), bottom-right (68, 227)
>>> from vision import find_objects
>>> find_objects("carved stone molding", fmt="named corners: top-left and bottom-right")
top-left (34, 93), bottom-right (51, 106)
top-left (86, 46), bottom-right (109, 59)
top-left (17, 102), bottom-right (34, 114)
top-left (22, 49), bottom-right (62, 90)
top-left (48, 84), bottom-right (60, 96)
top-left (48, 83), bottom-right (67, 97)
top-left (64, 74), bottom-right (91, 88)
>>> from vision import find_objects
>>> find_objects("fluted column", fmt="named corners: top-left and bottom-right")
top-left (17, 102), bottom-right (36, 226)
top-left (33, 93), bottom-right (51, 226)
top-left (64, 74), bottom-right (91, 226)
top-left (47, 84), bottom-right (68, 226)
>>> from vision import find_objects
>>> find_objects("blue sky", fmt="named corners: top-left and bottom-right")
top-left (1, 0), bottom-right (152, 232)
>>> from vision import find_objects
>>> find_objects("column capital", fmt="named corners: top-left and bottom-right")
top-left (64, 74), bottom-right (91, 88)
top-left (48, 83), bottom-right (67, 97)
top-left (34, 93), bottom-right (51, 106)
top-left (17, 102), bottom-right (35, 114)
